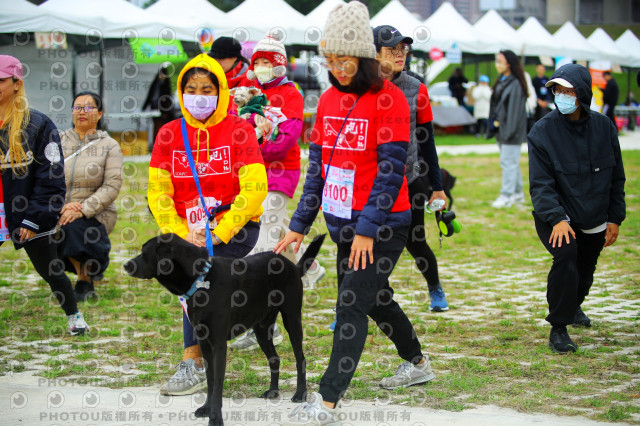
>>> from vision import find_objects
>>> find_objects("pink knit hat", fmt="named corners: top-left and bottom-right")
top-left (0, 55), bottom-right (23, 79)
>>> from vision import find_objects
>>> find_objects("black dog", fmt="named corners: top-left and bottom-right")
top-left (124, 233), bottom-right (325, 426)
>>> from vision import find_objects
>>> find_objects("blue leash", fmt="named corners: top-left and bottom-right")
top-left (180, 118), bottom-right (215, 257)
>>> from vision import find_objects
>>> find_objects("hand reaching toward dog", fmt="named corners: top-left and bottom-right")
top-left (274, 230), bottom-right (304, 254)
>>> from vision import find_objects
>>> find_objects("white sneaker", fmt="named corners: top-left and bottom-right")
top-left (511, 192), bottom-right (525, 204)
top-left (491, 195), bottom-right (512, 208)
top-left (287, 392), bottom-right (342, 425)
top-left (160, 358), bottom-right (206, 395)
top-left (302, 261), bottom-right (326, 289)
top-left (229, 324), bottom-right (283, 351)
top-left (379, 357), bottom-right (435, 389)
top-left (67, 312), bottom-right (89, 336)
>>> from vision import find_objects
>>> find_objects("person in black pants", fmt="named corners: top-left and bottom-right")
top-left (0, 55), bottom-right (89, 335)
top-left (373, 24), bottom-right (449, 312)
top-left (602, 71), bottom-right (619, 124)
top-left (528, 63), bottom-right (626, 354)
top-left (276, 2), bottom-right (432, 422)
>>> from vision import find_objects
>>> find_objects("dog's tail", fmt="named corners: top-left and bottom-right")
top-left (296, 234), bottom-right (326, 276)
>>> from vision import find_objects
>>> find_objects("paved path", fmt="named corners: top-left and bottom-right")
top-left (1, 371), bottom-right (624, 426)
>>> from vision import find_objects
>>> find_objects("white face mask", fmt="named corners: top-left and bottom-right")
top-left (254, 66), bottom-right (275, 84)
top-left (182, 94), bottom-right (218, 121)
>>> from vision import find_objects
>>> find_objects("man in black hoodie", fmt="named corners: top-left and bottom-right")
top-left (528, 64), bottom-right (626, 354)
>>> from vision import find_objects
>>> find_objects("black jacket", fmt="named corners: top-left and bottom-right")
top-left (0, 109), bottom-right (66, 244)
top-left (602, 78), bottom-right (619, 107)
top-left (528, 64), bottom-right (626, 229)
top-left (489, 74), bottom-right (528, 145)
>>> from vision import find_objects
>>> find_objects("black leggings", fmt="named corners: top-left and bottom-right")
top-left (406, 176), bottom-right (441, 290)
top-left (22, 237), bottom-right (78, 316)
top-left (320, 226), bottom-right (423, 403)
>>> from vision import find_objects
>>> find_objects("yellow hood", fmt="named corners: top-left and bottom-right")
top-left (177, 54), bottom-right (230, 129)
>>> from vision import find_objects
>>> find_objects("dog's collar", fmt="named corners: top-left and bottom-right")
top-left (182, 260), bottom-right (212, 300)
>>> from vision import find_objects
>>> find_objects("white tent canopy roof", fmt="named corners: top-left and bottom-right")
top-left (370, 0), bottom-right (429, 49)
top-left (224, 0), bottom-right (314, 44)
top-left (472, 9), bottom-right (522, 54)
top-left (306, 0), bottom-right (346, 29)
top-left (1, 0), bottom-right (93, 35)
top-left (552, 21), bottom-right (599, 61)
top-left (516, 16), bottom-right (561, 57)
top-left (615, 29), bottom-right (640, 67)
top-left (422, 2), bottom-right (487, 53)
top-left (39, 0), bottom-right (190, 40)
top-left (587, 28), bottom-right (628, 65)
top-left (146, 0), bottom-right (235, 42)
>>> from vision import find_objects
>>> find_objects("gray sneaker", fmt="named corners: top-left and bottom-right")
top-left (229, 324), bottom-right (283, 351)
top-left (379, 357), bottom-right (435, 389)
top-left (302, 262), bottom-right (326, 289)
top-left (160, 358), bottom-right (206, 395)
top-left (287, 392), bottom-right (341, 425)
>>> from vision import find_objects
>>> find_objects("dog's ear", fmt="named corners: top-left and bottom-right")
top-left (229, 88), bottom-right (237, 97)
top-left (248, 87), bottom-right (261, 96)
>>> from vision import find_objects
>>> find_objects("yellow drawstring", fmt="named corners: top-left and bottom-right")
top-left (195, 127), bottom-right (210, 163)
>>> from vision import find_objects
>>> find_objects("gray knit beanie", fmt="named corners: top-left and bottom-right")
top-left (319, 1), bottom-right (376, 59)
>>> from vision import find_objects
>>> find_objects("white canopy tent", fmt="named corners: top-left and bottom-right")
top-left (551, 21), bottom-right (599, 61)
top-left (225, 0), bottom-right (314, 44)
top-left (615, 29), bottom-right (640, 67)
top-left (587, 28), bottom-right (628, 65)
top-left (370, 0), bottom-right (429, 51)
top-left (39, 0), bottom-right (190, 40)
top-left (516, 17), bottom-right (561, 58)
top-left (472, 9), bottom-right (523, 54)
top-left (306, 0), bottom-right (346, 29)
top-left (422, 2), bottom-right (488, 53)
top-left (0, 0), bottom-right (93, 35)
top-left (146, 0), bottom-right (235, 42)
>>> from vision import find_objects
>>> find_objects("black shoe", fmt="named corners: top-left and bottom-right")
top-left (74, 280), bottom-right (95, 302)
top-left (572, 306), bottom-right (591, 327)
top-left (549, 325), bottom-right (577, 354)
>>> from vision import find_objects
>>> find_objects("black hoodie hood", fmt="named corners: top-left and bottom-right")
top-left (547, 64), bottom-right (592, 115)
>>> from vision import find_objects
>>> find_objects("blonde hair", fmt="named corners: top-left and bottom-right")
top-left (0, 79), bottom-right (31, 174)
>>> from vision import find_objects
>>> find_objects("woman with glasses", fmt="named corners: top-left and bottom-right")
top-left (275, 2), bottom-right (431, 422)
top-left (488, 50), bottom-right (528, 208)
top-left (0, 55), bottom-right (89, 335)
top-left (373, 24), bottom-right (450, 313)
top-left (58, 91), bottom-right (123, 301)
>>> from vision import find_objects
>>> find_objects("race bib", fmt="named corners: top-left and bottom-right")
top-left (0, 203), bottom-right (9, 241)
top-left (185, 196), bottom-right (220, 231)
top-left (322, 166), bottom-right (354, 219)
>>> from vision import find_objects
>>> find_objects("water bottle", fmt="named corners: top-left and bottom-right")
top-left (425, 198), bottom-right (445, 213)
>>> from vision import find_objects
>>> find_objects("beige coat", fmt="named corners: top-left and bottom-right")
top-left (60, 129), bottom-right (123, 234)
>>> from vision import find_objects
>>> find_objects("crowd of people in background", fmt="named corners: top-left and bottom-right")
top-left (0, 0), bottom-right (629, 423)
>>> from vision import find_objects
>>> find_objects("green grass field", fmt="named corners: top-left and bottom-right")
top-left (1, 149), bottom-right (638, 422)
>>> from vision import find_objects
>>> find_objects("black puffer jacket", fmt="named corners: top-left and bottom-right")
top-left (0, 109), bottom-right (66, 245)
top-left (528, 64), bottom-right (626, 229)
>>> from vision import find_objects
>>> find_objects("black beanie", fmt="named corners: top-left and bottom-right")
top-left (209, 36), bottom-right (242, 59)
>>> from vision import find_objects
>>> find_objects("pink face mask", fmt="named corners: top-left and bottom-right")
top-left (183, 94), bottom-right (218, 121)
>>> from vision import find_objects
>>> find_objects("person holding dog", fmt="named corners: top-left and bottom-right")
top-left (528, 64), bottom-right (625, 354)
top-left (229, 30), bottom-right (326, 351)
top-left (0, 55), bottom-right (89, 335)
top-left (373, 24), bottom-right (450, 313)
top-left (148, 54), bottom-right (267, 395)
top-left (275, 2), bottom-right (433, 423)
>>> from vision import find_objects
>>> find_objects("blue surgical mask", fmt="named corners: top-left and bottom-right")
top-left (555, 93), bottom-right (578, 115)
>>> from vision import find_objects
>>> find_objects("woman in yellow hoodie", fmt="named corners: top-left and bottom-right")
top-left (148, 55), bottom-right (267, 395)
